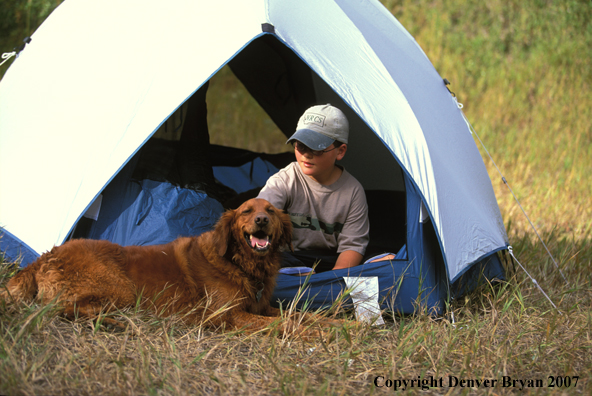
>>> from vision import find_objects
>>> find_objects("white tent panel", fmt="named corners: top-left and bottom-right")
top-left (0, 0), bottom-right (265, 255)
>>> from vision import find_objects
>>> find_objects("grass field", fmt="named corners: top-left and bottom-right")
top-left (1, 0), bottom-right (591, 394)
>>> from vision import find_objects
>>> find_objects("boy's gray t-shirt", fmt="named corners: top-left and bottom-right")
top-left (258, 162), bottom-right (369, 256)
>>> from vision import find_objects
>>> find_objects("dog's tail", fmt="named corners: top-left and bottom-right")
top-left (0, 258), bottom-right (42, 305)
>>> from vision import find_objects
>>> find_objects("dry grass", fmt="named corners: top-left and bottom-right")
top-left (1, 249), bottom-right (591, 395)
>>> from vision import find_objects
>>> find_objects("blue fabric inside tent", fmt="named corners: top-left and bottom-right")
top-left (85, 156), bottom-right (224, 246)
top-left (87, 179), bottom-right (224, 246)
top-left (213, 157), bottom-right (280, 194)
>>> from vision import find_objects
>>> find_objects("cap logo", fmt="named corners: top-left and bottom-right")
top-left (302, 112), bottom-right (326, 127)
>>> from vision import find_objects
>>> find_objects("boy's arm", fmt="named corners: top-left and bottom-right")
top-left (333, 181), bottom-right (369, 270)
top-left (333, 250), bottom-right (363, 270)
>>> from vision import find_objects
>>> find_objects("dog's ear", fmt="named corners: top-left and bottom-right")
top-left (279, 211), bottom-right (293, 252)
top-left (212, 209), bottom-right (235, 256)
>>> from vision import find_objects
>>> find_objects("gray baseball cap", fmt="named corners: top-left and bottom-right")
top-left (286, 104), bottom-right (349, 150)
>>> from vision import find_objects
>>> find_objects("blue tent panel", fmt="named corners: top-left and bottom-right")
top-left (213, 157), bottom-right (280, 194)
top-left (272, 258), bottom-right (446, 314)
top-left (0, 230), bottom-right (39, 266)
top-left (87, 179), bottom-right (223, 246)
top-left (86, 156), bottom-right (224, 246)
top-left (451, 251), bottom-right (506, 298)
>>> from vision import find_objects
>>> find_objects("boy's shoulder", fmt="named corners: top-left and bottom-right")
top-left (264, 162), bottom-right (300, 190)
top-left (339, 168), bottom-right (365, 192)
top-left (272, 161), bottom-right (299, 179)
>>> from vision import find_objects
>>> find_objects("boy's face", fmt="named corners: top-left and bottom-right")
top-left (294, 141), bottom-right (347, 185)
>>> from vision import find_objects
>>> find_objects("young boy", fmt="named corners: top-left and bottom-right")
top-left (257, 104), bottom-right (369, 272)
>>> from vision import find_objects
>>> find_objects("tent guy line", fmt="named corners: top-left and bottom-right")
top-left (0, 51), bottom-right (16, 67)
top-left (508, 246), bottom-right (561, 314)
top-left (449, 93), bottom-right (566, 311)
top-left (465, 102), bottom-right (569, 286)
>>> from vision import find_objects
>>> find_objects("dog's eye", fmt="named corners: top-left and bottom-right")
top-left (266, 207), bottom-right (275, 214)
top-left (241, 209), bottom-right (253, 215)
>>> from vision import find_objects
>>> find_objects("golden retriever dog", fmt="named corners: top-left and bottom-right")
top-left (0, 198), bottom-right (338, 338)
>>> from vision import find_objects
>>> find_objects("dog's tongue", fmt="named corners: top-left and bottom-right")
top-left (250, 234), bottom-right (270, 248)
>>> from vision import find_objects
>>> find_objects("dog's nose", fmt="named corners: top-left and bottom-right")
top-left (255, 214), bottom-right (269, 225)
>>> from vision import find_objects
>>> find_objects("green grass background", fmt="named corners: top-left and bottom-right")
top-left (387, 0), bottom-right (591, 239)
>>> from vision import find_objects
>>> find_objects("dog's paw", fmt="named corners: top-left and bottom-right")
top-left (290, 321), bottom-right (341, 342)
top-left (316, 317), bottom-right (346, 328)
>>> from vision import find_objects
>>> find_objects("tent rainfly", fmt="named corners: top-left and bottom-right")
top-left (0, 0), bottom-right (508, 314)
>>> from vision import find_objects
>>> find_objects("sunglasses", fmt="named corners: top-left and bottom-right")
top-left (292, 141), bottom-right (338, 157)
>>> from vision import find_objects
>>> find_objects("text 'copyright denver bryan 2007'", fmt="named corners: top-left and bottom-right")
top-left (373, 375), bottom-right (580, 391)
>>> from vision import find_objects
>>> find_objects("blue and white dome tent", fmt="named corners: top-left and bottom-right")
top-left (0, 0), bottom-right (508, 314)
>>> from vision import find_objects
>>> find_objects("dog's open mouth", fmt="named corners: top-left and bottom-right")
top-left (245, 230), bottom-right (271, 253)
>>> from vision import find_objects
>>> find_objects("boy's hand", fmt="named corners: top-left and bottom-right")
top-left (332, 250), bottom-right (363, 270)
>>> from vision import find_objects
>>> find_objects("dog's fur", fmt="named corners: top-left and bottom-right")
top-left (0, 198), bottom-right (336, 337)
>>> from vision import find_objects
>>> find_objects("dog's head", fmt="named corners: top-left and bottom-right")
top-left (213, 198), bottom-right (292, 258)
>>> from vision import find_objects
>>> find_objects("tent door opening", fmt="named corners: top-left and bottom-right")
top-left (71, 34), bottom-right (411, 262)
